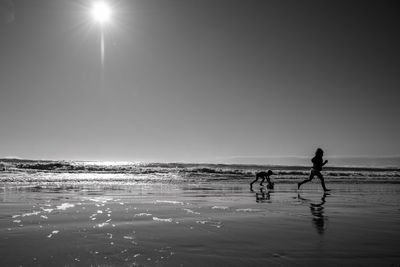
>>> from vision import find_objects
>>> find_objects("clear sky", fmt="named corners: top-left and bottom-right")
top-left (1, 0), bottom-right (399, 162)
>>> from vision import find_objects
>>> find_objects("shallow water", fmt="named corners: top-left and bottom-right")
top-left (1, 183), bottom-right (400, 266)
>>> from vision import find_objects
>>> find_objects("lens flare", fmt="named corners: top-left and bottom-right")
top-left (91, 2), bottom-right (111, 24)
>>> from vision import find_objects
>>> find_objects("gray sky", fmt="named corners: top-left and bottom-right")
top-left (1, 0), bottom-right (399, 162)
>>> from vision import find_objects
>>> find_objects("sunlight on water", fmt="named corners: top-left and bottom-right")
top-left (79, 161), bottom-right (138, 166)
top-left (0, 159), bottom-right (399, 187)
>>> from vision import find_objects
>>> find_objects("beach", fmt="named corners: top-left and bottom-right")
top-left (1, 178), bottom-right (400, 266)
top-left (2, 1), bottom-right (400, 266)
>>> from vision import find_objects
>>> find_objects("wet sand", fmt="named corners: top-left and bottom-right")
top-left (1, 183), bottom-right (400, 266)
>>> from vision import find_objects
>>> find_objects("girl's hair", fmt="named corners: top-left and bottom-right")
top-left (315, 148), bottom-right (324, 156)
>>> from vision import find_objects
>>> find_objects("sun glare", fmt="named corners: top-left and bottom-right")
top-left (91, 2), bottom-right (112, 24)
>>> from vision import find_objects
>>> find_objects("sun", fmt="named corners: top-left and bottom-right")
top-left (91, 1), bottom-right (112, 25)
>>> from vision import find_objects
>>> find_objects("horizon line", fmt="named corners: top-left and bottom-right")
top-left (2, 154), bottom-right (400, 162)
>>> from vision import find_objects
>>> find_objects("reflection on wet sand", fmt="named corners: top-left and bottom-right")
top-left (298, 193), bottom-right (329, 235)
top-left (253, 187), bottom-right (271, 203)
top-left (2, 183), bottom-right (400, 266)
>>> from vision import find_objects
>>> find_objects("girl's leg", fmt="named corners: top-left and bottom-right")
top-left (298, 172), bottom-right (314, 189)
top-left (317, 172), bottom-right (330, 191)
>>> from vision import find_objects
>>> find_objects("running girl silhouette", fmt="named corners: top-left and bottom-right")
top-left (298, 148), bottom-right (330, 192)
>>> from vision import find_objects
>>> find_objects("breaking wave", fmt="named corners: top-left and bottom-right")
top-left (0, 158), bottom-right (399, 185)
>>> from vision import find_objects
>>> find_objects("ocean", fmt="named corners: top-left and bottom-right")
top-left (1, 158), bottom-right (399, 186)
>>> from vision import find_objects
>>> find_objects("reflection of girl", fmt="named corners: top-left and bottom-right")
top-left (298, 192), bottom-right (329, 235)
top-left (298, 148), bottom-right (330, 192)
top-left (310, 194), bottom-right (328, 235)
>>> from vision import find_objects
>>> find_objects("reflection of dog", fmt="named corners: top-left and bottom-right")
top-left (256, 187), bottom-right (271, 202)
top-left (250, 170), bottom-right (274, 190)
